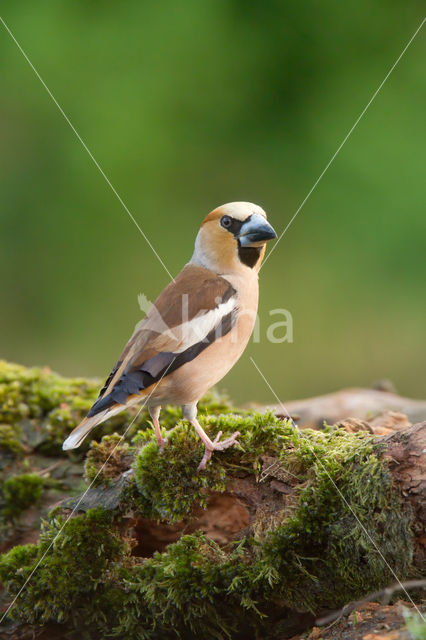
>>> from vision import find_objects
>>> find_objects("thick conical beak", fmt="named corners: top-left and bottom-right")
top-left (238, 213), bottom-right (277, 247)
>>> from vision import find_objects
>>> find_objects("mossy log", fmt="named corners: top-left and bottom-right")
top-left (0, 361), bottom-right (425, 640)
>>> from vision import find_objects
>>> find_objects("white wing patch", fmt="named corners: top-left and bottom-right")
top-left (164, 295), bottom-right (237, 353)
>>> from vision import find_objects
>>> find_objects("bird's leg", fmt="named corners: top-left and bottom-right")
top-left (149, 406), bottom-right (167, 451)
top-left (192, 421), bottom-right (240, 471)
top-left (182, 404), bottom-right (240, 471)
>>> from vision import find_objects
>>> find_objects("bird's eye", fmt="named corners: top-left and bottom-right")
top-left (221, 215), bottom-right (232, 229)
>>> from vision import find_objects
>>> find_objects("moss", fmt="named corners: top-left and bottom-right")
top-left (0, 408), bottom-right (416, 639)
top-left (132, 411), bottom-right (290, 522)
top-left (2, 473), bottom-right (43, 519)
top-left (0, 360), bottom-right (100, 453)
top-left (260, 427), bottom-right (413, 612)
top-left (0, 542), bottom-right (39, 580)
top-left (0, 508), bottom-right (126, 627)
top-left (133, 422), bottom-right (227, 521)
top-left (84, 433), bottom-right (133, 485)
top-left (0, 360), bottom-right (149, 453)
top-left (126, 416), bottom-right (413, 629)
top-left (116, 532), bottom-right (260, 639)
top-left (0, 361), bottom-right (237, 456)
top-left (0, 360), bottom-right (97, 422)
top-left (0, 423), bottom-right (24, 457)
top-left (82, 390), bottom-right (238, 490)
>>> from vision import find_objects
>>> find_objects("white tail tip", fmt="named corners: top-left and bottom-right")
top-left (62, 434), bottom-right (80, 450)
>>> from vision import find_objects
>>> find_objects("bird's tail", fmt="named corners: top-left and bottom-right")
top-left (62, 405), bottom-right (124, 450)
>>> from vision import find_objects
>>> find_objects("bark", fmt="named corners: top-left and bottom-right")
top-left (380, 422), bottom-right (426, 571)
top-left (265, 387), bottom-right (426, 429)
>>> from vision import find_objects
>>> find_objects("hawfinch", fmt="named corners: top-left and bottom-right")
top-left (63, 202), bottom-right (276, 469)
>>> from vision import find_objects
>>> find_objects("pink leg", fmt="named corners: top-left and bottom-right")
top-left (150, 407), bottom-right (166, 451)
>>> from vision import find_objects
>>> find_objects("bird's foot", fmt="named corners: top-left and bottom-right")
top-left (197, 430), bottom-right (240, 471)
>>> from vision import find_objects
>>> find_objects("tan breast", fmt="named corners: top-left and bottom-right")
top-left (148, 269), bottom-right (259, 406)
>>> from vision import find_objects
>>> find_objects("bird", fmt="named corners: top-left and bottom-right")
top-left (63, 202), bottom-right (277, 470)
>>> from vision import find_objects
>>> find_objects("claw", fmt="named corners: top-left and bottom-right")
top-left (197, 448), bottom-right (212, 471)
top-left (197, 431), bottom-right (240, 471)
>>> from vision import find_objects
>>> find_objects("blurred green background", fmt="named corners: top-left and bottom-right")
top-left (1, 1), bottom-right (425, 404)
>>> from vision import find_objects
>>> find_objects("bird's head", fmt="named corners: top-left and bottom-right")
top-left (191, 202), bottom-right (277, 274)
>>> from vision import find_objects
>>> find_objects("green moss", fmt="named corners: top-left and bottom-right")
top-left (0, 508), bottom-right (125, 627)
top-left (0, 360), bottom-right (97, 422)
top-left (197, 388), bottom-right (241, 419)
top-left (0, 360), bottom-right (100, 453)
top-left (84, 390), bottom-right (238, 490)
top-left (130, 418), bottom-right (413, 629)
top-left (0, 542), bottom-right (39, 578)
top-left (132, 411), bottom-right (290, 521)
top-left (0, 361), bottom-right (237, 456)
top-left (0, 360), bottom-right (148, 453)
top-left (116, 532), bottom-right (260, 639)
top-left (0, 424), bottom-right (24, 457)
top-left (133, 422), bottom-right (227, 521)
top-left (260, 427), bottom-right (413, 612)
top-left (0, 409), bottom-right (415, 639)
top-left (84, 433), bottom-right (133, 485)
top-left (2, 473), bottom-right (43, 519)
